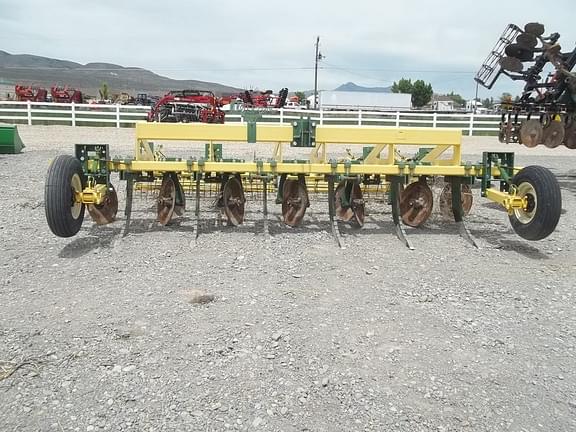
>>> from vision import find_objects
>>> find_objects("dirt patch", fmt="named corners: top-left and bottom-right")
top-left (1, 125), bottom-right (575, 431)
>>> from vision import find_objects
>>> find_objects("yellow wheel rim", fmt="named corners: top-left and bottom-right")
top-left (71, 173), bottom-right (82, 219)
top-left (514, 182), bottom-right (537, 224)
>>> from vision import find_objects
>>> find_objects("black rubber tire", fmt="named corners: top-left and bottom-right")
top-left (45, 155), bottom-right (86, 237)
top-left (508, 166), bottom-right (561, 241)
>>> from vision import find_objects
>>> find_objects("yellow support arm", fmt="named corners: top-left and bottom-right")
top-left (76, 183), bottom-right (108, 205)
top-left (485, 188), bottom-right (527, 214)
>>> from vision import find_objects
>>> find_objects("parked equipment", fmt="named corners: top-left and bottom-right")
top-left (50, 86), bottom-right (83, 104)
top-left (240, 88), bottom-right (288, 109)
top-left (14, 85), bottom-right (47, 102)
top-left (0, 125), bottom-right (25, 154)
top-left (134, 93), bottom-right (155, 106)
top-left (475, 22), bottom-right (576, 148)
top-left (147, 90), bottom-right (225, 123)
top-left (44, 118), bottom-right (561, 246)
top-left (114, 93), bottom-right (134, 105)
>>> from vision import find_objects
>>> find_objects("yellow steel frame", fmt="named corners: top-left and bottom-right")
top-left (75, 122), bottom-right (518, 212)
top-left (125, 123), bottom-right (467, 176)
top-left (314, 126), bottom-right (461, 166)
top-left (109, 159), bottom-right (477, 177)
top-left (135, 122), bottom-right (294, 162)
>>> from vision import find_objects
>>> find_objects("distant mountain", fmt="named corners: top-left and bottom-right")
top-left (0, 50), bottom-right (242, 97)
top-left (334, 82), bottom-right (392, 93)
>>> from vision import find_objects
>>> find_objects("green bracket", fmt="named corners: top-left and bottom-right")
top-left (247, 122), bottom-right (257, 143)
top-left (481, 152), bottom-right (515, 197)
top-left (291, 117), bottom-right (316, 147)
top-left (414, 147), bottom-right (433, 164)
top-left (204, 143), bottom-right (223, 161)
top-left (362, 146), bottom-right (373, 160)
top-left (242, 110), bottom-right (263, 144)
top-left (75, 144), bottom-right (110, 185)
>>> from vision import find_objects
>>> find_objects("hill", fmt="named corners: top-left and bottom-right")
top-left (334, 82), bottom-right (392, 93)
top-left (0, 50), bottom-right (242, 97)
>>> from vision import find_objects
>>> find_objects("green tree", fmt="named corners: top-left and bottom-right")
top-left (392, 78), bottom-right (433, 108)
top-left (294, 91), bottom-right (306, 104)
top-left (99, 82), bottom-right (109, 101)
top-left (391, 78), bottom-right (413, 94)
top-left (411, 80), bottom-right (433, 108)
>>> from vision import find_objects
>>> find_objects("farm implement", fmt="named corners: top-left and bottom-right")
top-left (0, 125), bottom-right (25, 154)
top-left (147, 90), bottom-right (225, 123)
top-left (239, 88), bottom-right (289, 109)
top-left (44, 120), bottom-right (562, 247)
top-left (476, 22), bottom-right (576, 148)
top-left (15, 85), bottom-right (48, 102)
top-left (50, 86), bottom-right (83, 104)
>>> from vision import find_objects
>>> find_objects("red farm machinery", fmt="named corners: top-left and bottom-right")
top-left (147, 90), bottom-right (225, 123)
top-left (50, 86), bottom-right (83, 104)
top-left (14, 85), bottom-right (48, 102)
top-left (239, 88), bottom-right (289, 109)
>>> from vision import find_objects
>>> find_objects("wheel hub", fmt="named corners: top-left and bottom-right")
top-left (514, 182), bottom-right (538, 224)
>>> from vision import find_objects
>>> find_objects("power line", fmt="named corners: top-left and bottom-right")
top-left (322, 62), bottom-right (475, 74)
top-left (2, 63), bottom-right (478, 74)
top-left (1, 66), bottom-right (317, 72)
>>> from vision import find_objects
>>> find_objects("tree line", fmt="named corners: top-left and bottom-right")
top-left (295, 78), bottom-right (516, 110)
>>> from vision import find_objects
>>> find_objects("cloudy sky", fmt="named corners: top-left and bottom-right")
top-left (0, 0), bottom-right (574, 98)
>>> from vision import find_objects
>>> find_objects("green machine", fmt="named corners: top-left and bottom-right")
top-left (0, 125), bottom-right (25, 154)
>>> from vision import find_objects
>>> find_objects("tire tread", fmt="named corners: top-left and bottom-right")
top-left (45, 155), bottom-right (85, 237)
top-left (509, 165), bottom-right (561, 240)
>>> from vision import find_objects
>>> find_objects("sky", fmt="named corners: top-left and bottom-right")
top-left (0, 0), bottom-right (574, 99)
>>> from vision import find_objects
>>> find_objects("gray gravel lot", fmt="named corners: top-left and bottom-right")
top-left (1, 125), bottom-right (575, 431)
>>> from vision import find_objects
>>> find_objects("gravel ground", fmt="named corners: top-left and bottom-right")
top-left (1, 125), bottom-right (575, 432)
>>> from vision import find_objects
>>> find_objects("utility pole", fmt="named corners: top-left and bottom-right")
top-left (474, 81), bottom-right (479, 114)
top-left (313, 36), bottom-right (323, 109)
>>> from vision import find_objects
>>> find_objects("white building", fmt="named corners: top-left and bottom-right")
top-left (432, 97), bottom-right (455, 111)
top-left (466, 100), bottom-right (483, 112)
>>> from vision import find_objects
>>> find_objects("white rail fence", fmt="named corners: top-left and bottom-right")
top-left (0, 101), bottom-right (150, 128)
top-left (0, 101), bottom-right (502, 136)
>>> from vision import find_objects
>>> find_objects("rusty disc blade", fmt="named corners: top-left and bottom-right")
top-left (542, 121), bottom-right (565, 148)
top-left (335, 181), bottom-right (354, 222)
top-left (157, 175), bottom-right (176, 225)
top-left (282, 179), bottom-right (309, 227)
top-left (519, 119), bottom-right (543, 147)
top-left (524, 22), bottom-right (545, 37)
top-left (87, 184), bottom-right (118, 225)
top-left (564, 120), bottom-right (576, 149)
top-left (516, 32), bottom-right (538, 49)
top-left (173, 175), bottom-right (186, 216)
top-left (439, 183), bottom-right (473, 220)
top-left (400, 181), bottom-right (433, 227)
top-left (350, 182), bottom-right (365, 227)
top-left (504, 44), bottom-right (533, 61)
top-left (499, 56), bottom-right (523, 73)
top-left (223, 176), bottom-right (245, 226)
